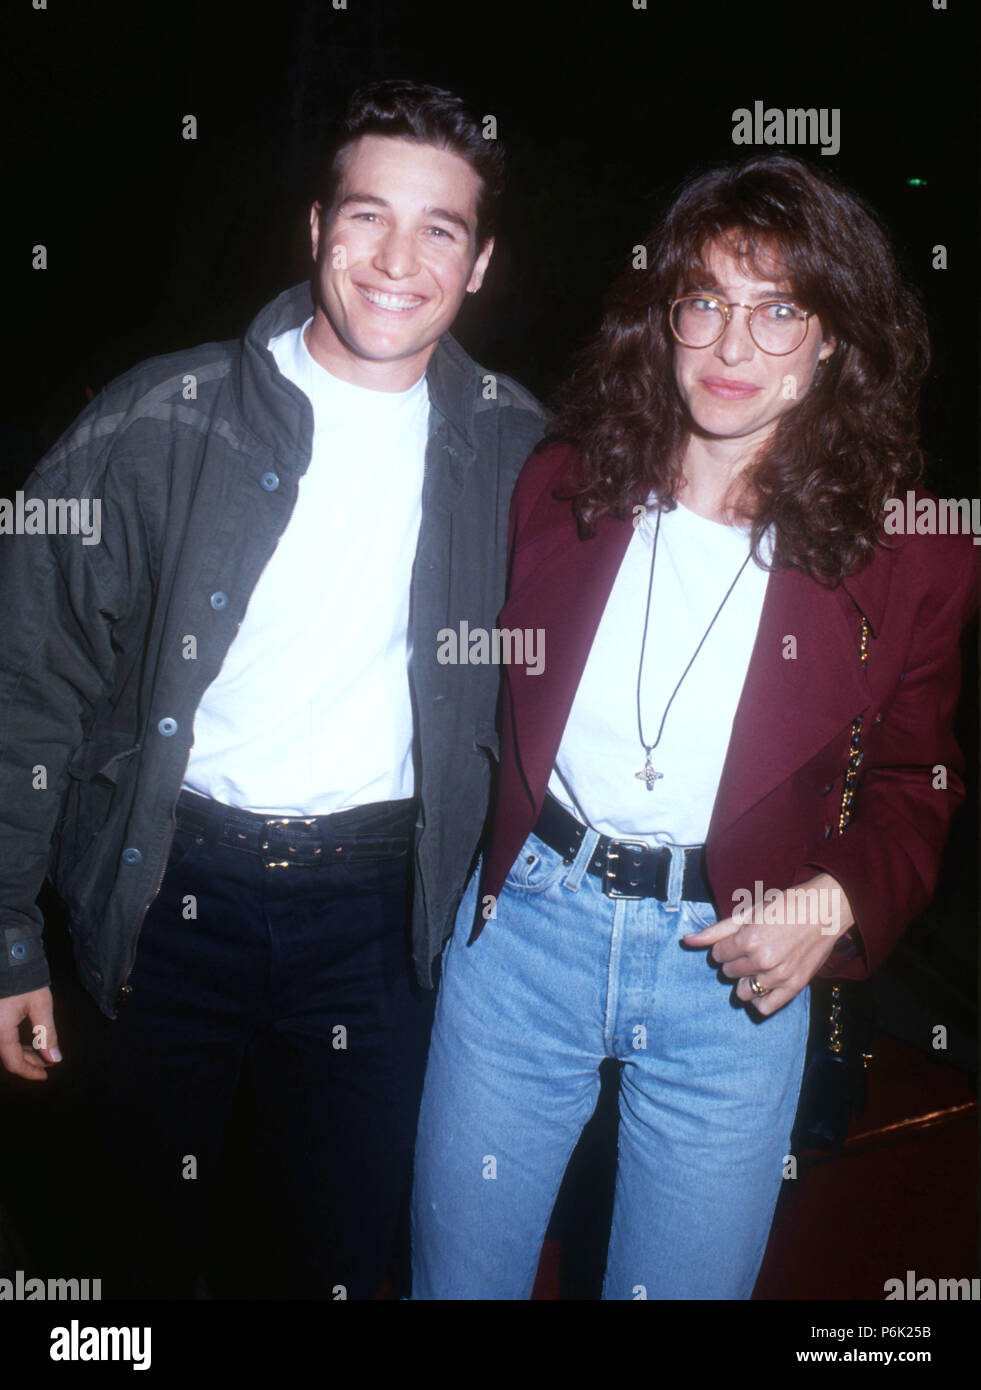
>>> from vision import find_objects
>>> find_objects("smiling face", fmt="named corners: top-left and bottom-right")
top-left (306, 134), bottom-right (493, 391)
top-left (672, 240), bottom-right (835, 456)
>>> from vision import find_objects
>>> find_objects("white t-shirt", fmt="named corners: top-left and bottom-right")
top-left (181, 318), bottom-right (429, 814)
top-left (547, 499), bottom-right (773, 845)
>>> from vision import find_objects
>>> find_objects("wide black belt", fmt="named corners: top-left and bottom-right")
top-left (533, 793), bottom-right (713, 903)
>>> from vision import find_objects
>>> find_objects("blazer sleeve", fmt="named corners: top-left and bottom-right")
top-left (809, 544), bottom-right (978, 979)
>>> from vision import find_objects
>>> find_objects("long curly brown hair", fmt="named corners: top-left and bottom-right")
top-left (547, 154), bottom-right (929, 583)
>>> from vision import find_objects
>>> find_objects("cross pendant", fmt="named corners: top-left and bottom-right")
top-left (635, 757), bottom-right (663, 791)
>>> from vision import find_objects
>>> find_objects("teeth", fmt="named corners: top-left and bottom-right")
top-left (359, 287), bottom-right (421, 312)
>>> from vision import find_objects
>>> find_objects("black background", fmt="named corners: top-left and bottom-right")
top-left (5, 0), bottom-right (979, 487)
top-left (2, 0), bottom-right (978, 1340)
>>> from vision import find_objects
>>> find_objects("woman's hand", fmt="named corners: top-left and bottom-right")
top-left (681, 873), bottom-right (855, 1016)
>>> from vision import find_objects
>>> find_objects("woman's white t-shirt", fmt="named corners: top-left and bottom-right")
top-left (547, 499), bottom-right (773, 846)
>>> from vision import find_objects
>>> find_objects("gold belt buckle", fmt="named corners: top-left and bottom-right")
top-left (262, 815), bottom-right (318, 868)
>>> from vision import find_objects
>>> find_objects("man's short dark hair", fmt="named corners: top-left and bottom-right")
top-left (318, 80), bottom-right (503, 248)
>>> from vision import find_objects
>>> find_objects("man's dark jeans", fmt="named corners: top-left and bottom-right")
top-left (79, 790), bottom-right (435, 1299)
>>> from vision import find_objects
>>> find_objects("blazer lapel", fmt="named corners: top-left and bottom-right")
top-left (500, 511), bottom-right (633, 808)
top-left (708, 564), bottom-right (872, 839)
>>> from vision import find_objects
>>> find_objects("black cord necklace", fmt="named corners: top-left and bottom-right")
top-left (635, 506), bottom-right (753, 789)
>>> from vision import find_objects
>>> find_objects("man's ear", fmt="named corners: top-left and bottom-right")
top-left (467, 236), bottom-right (495, 294)
top-left (309, 202), bottom-right (323, 263)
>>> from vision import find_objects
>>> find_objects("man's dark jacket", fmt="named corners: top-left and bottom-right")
top-left (0, 283), bottom-right (546, 1016)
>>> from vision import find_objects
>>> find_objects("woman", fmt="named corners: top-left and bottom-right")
top-left (410, 154), bottom-right (978, 1299)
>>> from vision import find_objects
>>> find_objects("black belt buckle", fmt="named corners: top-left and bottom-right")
top-left (602, 840), bottom-right (651, 899)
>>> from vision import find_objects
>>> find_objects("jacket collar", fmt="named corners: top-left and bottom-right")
top-left (238, 283), bottom-right (317, 468)
top-left (838, 546), bottom-right (893, 638)
top-left (424, 328), bottom-right (480, 448)
top-left (236, 281), bottom-right (480, 468)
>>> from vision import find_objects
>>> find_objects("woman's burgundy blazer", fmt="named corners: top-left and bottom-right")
top-left (471, 442), bottom-right (979, 981)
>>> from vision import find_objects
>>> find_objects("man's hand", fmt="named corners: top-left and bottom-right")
top-left (0, 986), bottom-right (62, 1080)
top-left (682, 873), bottom-right (854, 1016)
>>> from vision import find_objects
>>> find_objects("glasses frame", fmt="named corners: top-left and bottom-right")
top-left (668, 293), bottom-right (815, 357)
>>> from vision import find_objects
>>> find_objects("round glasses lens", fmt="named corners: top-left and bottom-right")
top-left (750, 303), bottom-right (807, 354)
top-left (672, 297), bottom-right (725, 347)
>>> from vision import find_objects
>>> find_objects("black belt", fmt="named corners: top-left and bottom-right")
top-left (533, 793), bottom-right (713, 903)
top-left (174, 789), bottom-right (416, 866)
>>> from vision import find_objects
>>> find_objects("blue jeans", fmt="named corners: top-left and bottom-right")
top-left (411, 826), bottom-right (809, 1299)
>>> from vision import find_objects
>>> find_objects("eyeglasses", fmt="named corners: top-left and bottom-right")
top-left (668, 294), bottom-right (814, 356)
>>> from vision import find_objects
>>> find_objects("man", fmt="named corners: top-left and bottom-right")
top-left (0, 80), bottom-right (545, 1298)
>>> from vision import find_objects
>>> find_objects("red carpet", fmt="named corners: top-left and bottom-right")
top-left (754, 1030), bottom-right (977, 1300)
